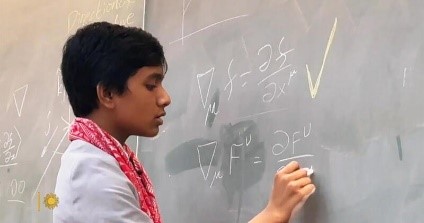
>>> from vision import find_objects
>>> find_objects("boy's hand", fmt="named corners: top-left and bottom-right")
top-left (249, 161), bottom-right (315, 223)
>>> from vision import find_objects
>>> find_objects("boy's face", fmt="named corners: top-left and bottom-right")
top-left (114, 66), bottom-right (171, 137)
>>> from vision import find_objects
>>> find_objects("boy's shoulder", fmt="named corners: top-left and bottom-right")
top-left (57, 139), bottom-right (130, 189)
top-left (54, 140), bottom-right (146, 222)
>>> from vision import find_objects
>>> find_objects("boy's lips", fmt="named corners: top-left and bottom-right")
top-left (155, 117), bottom-right (163, 125)
top-left (156, 112), bottom-right (166, 118)
top-left (155, 112), bottom-right (166, 125)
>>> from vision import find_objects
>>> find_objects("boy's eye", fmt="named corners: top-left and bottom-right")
top-left (146, 84), bottom-right (156, 90)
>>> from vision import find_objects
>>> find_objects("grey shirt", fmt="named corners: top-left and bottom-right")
top-left (53, 140), bottom-right (153, 223)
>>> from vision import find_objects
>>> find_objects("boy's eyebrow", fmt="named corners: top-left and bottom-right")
top-left (147, 72), bottom-right (165, 81)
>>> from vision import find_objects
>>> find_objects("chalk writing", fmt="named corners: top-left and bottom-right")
top-left (32, 129), bottom-right (68, 200)
top-left (41, 126), bottom-right (58, 158)
top-left (197, 67), bottom-right (215, 109)
top-left (180, 0), bottom-right (193, 45)
top-left (229, 142), bottom-right (243, 175)
top-left (257, 37), bottom-right (294, 85)
top-left (209, 170), bottom-right (223, 188)
top-left (233, 107), bottom-right (287, 121)
top-left (277, 154), bottom-right (315, 165)
top-left (258, 44), bottom-right (272, 72)
top-left (56, 68), bottom-right (67, 103)
top-left (1, 127), bottom-right (22, 167)
top-left (225, 59), bottom-right (237, 100)
top-left (197, 68), bottom-right (221, 127)
top-left (271, 123), bottom-right (314, 171)
top-left (67, 0), bottom-right (136, 33)
top-left (113, 12), bottom-right (135, 26)
top-left (255, 36), bottom-right (296, 103)
top-left (197, 141), bottom-right (218, 180)
top-left (169, 121), bottom-right (265, 190)
top-left (13, 84), bottom-right (28, 117)
top-left (170, 14), bottom-right (249, 45)
top-left (33, 102), bottom-right (72, 199)
top-left (306, 17), bottom-right (338, 98)
top-left (7, 179), bottom-right (25, 204)
top-left (224, 58), bottom-right (252, 100)
top-left (272, 122), bottom-right (312, 155)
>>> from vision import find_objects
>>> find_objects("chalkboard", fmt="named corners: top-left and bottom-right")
top-left (0, 1), bottom-right (145, 222)
top-left (143, 0), bottom-right (424, 222)
top-left (2, 0), bottom-right (424, 223)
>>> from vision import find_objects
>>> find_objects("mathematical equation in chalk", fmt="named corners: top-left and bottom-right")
top-left (167, 121), bottom-right (314, 189)
top-left (0, 127), bottom-right (22, 169)
top-left (196, 35), bottom-right (297, 127)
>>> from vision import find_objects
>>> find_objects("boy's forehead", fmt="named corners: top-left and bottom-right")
top-left (136, 66), bottom-right (165, 79)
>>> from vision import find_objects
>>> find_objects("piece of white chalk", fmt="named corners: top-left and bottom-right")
top-left (302, 166), bottom-right (314, 176)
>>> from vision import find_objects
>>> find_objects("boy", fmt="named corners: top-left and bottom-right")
top-left (54, 22), bottom-right (315, 223)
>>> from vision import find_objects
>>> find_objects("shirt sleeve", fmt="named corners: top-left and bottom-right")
top-left (54, 141), bottom-right (153, 223)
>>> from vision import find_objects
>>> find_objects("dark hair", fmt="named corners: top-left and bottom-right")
top-left (61, 22), bottom-right (167, 117)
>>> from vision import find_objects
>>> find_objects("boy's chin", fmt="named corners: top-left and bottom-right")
top-left (139, 128), bottom-right (159, 138)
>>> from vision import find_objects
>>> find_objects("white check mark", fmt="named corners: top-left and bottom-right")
top-left (306, 18), bottom-right (338, 98)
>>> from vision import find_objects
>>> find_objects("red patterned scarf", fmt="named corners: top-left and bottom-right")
top-left (69, 117), bottom-right (161, 223)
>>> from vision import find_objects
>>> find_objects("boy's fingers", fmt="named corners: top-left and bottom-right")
top-left (294, 176), bottom-right (312, 188)
top-left (279, 161), bottom-right (300, 174)
top-left (300, 184), bottom-right (316, 197)
top-left (287, 168), bottom-right (308, 181)
top-left (286, 177), bottom-right (312, 192)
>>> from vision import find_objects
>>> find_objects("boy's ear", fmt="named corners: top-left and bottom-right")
top-left (96, 84), bottom-right (116, 109)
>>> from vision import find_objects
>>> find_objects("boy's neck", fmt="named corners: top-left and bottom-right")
top-left (85, 111), bottom-right (128, 145)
